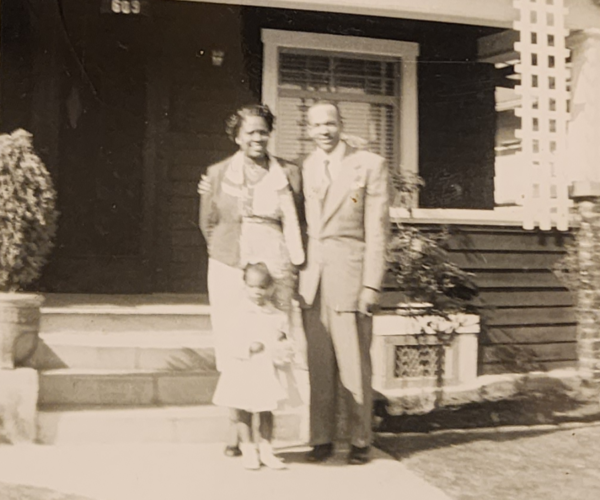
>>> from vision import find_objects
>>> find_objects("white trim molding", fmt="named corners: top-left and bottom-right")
top-left (170, 0), bottom-right (600, 30)
top-left (390, 207), bottom-right (525, 227)
top-left (261, 28), bottom-right (420, 177)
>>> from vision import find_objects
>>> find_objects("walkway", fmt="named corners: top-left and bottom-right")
top-left (0, 443), bottom-right (451, 500)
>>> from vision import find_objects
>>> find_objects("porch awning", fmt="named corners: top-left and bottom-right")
top-left (170, 0), bottom-right (600, 30)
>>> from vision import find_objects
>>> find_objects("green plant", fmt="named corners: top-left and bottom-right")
top-left (390, 170), bottom-right (425, 209)
top-left (0, 129), bottom-right (58, 292)
top-left (387, 225), bottom-right (478, 312)
top-left (387, 173), bottom-right (478, 313)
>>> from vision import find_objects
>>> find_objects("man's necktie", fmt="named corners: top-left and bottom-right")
top-left (321, 159), bottom-right (331, 206)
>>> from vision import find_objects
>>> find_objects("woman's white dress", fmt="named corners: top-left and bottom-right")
top-left (207, 152), bottom-right (305, 372)
top-left (237, 155), bottom-right (305, 312)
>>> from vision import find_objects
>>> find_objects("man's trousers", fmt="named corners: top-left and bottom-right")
top-left (302, 287), bottom-right (373, 448)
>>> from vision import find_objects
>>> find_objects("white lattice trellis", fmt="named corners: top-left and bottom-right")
top-left (514, 0), bottom-right (571, 231)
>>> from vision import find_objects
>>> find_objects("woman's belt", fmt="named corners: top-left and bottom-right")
top-left (242, 215), bottom-right (283, 229)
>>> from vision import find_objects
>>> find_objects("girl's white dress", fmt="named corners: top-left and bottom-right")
top-left (212, 299), bottom-right (294, 413)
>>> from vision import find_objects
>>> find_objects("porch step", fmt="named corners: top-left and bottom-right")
top-left (37, 404), bottom-right (305, 444)
top-left (36, 332), bottom-right (216, 371)
top-left (40, 294), bottom-right (212, 335)
top-left (39, 369), bottom-right (219, 407)
top-left (40, 309), bottom-right (212, 335)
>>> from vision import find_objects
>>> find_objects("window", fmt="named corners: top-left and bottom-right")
top-left (262, 29), bottom-right (419, 184)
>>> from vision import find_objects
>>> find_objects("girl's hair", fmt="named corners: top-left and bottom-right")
top-left (225, 104), bottom-right (275, 142)
top-left (243, 262), bottom-right (274, 287)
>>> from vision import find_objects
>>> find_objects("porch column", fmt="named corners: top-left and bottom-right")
top-left (568, 29), bottom-right (600, 190)
top-left (568, 29), bottom-right (600, 380)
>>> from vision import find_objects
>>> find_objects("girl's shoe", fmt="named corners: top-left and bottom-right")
top-left (223, 445), bottom-right (242, 457)
top-left (240, 443), bottom-right (260, 470)
top-left (258, 442), bottom-right (288, 470)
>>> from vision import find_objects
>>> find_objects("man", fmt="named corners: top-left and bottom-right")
top-left (299, 101), bottom-right (389, 465)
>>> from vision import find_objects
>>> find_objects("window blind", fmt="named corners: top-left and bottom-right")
top-left (274, 50), bottom-right (401, 167)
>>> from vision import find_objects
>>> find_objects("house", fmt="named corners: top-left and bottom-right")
top-left (2, 0), bottom-right (600, 441)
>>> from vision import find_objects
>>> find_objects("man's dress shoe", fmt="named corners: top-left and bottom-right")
top-left (347, 445), bottom-right (370, 465)
top-left (306, 443), bottom-right (334, 462)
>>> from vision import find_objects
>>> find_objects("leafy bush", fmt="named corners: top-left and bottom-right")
top-left (387, 173), bottom-right (478, 312)
top-left (387, 225), bottom-right (479, 311)
top-left (0, 129), bottom-right (58, 292)
top-left (390, 170), bottom-right (425, 209)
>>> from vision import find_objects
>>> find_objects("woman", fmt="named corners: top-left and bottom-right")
top-left (199, 103), bottom-right (305, 456)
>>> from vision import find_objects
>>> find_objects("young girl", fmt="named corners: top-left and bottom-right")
top-left (212, 262), bottom-right (295, 470)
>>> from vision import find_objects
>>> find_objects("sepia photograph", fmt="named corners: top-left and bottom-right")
top-left (1, 0), bottom-right (600, 498)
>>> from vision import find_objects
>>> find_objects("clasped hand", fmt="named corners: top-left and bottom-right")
top-left (273, 338), bottom-right (295, 367)
top-left (197, 175), bottom-right (210, 195)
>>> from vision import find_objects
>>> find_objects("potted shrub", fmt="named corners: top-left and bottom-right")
top-left (0, 129), bottom-right (58, 369)
top-left (370, 173), bottom-right (481, 396)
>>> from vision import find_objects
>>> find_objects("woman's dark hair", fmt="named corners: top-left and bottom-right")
top-left (225, 104), bottom-right (275, 142)
top-left (243, 262), bottom-right (274, 287)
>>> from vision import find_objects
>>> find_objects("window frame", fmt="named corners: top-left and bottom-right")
top-left (261, 28), bottom-right (420, 184)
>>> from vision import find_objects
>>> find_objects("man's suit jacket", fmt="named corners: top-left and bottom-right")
top-left (298, 142), bottom-right (390, 312)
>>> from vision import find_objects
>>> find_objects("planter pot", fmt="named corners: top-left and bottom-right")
top-left (371, 305), bottom-right (480, 391)
top-left (0, 293), bottom-right (44, 369)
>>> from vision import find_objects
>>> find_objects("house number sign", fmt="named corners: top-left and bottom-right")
top-left (102, 0), bottom-right (144, 15)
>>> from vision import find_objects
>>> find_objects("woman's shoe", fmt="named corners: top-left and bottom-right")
top-left (258, 442), bottom-right (288, 470)
top-left (223, 445), bottom-right (242, 457)
top-left (240, 443), bottom-right (261, 470)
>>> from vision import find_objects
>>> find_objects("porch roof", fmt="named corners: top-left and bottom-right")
top-left (171, 0), bottom-right (600, 30)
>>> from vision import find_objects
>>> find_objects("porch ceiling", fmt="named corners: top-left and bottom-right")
top-left (169, 0), bottom-right (600, 30)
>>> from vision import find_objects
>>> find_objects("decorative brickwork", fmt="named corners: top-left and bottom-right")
top-left (394, 344), bottom-right (443, 379)
top-left (573, 199), bottom-right (600, 379)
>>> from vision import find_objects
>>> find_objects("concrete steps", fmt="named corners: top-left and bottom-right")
top-left (36, 295), bottom-right (217, 374)
top-left (34, 294), bottom-right (308, 445)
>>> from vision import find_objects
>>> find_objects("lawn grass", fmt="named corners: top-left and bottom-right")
top-left (377, 423), bottom-right (600, 500)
